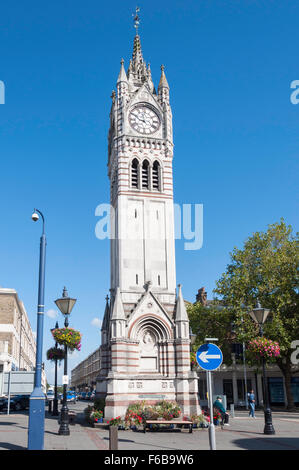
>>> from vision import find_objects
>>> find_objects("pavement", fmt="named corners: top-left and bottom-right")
top-left (0, 402), bottom-right (299, 451)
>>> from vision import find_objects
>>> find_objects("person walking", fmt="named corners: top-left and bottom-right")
top-left (213, 396), bottom-right (230, 426)
top-left (248, 389), bottom-right (256, 418)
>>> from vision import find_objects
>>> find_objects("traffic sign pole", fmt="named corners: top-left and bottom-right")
top-left (196, 342), bottom-right (223, 451)
top-left (207, 370), bottom-right (216, 450)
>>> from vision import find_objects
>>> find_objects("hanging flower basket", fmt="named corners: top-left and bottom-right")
top-left (46, 346), bottom-right (65, 362)
top-left (247, 337), bottom-right (280, 362)
top-left (51, 328), bottom-right (82, 351)
top-left (190, 352), bottom-right (197, 369)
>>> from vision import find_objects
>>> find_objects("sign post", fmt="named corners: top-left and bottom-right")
top-left (196, 341), bottom-right (223, 451)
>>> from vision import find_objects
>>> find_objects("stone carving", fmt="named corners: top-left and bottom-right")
top-left (142, 331), bottom-right (155, 352)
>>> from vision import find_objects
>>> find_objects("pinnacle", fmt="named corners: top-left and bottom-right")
top-left (158, 64), bottom-right (169, 89)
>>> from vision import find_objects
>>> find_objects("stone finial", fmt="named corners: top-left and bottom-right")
top-left (175, 284), bottom-right (188, 321)
top-left (117, 59), bottom-right (128, 84)
top-left (158, 64), bottom-right (169, 89)
top-left (111, 287), bottom-right (125, 320)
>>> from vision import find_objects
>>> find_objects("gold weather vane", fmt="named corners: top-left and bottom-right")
top-left (133, 6), bottom-right (140, 34)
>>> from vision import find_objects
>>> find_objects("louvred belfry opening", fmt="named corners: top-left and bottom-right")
top-left (142, 160), bottom-right (149, 189)
top-left (152, 161), bottom-right (160, 190)
top-left (131, 159), bottom-right (139, 188)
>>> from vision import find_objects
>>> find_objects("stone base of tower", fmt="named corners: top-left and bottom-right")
top-left (96, 372), bottom-right (200, 419)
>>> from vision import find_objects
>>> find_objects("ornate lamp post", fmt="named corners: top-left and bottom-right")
top-left (52, 321), bottom-right (59, 416)
top-left (55, 287), bottom-right (77, 435)
top-left (28, 209), bottom-right (47, 450)
top-left (248, 301), bottom-right (275, 435)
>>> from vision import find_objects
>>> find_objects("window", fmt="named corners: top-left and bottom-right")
top-left (152, 161), bottom-right (160, 190)
top-left (131, 159), bottom-right (139, 188)
top-left (142, 160), bottom-right (149, 189)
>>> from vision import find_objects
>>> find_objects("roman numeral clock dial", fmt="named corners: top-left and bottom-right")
top-left (129, 105), bottom-right (160, 134)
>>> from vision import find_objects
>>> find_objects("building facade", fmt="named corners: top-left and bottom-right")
top-left (0, 288), bottom-right (36, 373)
top-left (0, 287), bottom-right (47, 395)
top-left (71, 347), bottom-right (101, 391)
top-left (96, 20), bottom-right (200, 418)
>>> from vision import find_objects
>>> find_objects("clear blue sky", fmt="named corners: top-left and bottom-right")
top-left (0, 0), bottom-right (298, 384)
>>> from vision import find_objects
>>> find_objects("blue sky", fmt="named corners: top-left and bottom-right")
top-left (0, 0), bottom-right (298, 384)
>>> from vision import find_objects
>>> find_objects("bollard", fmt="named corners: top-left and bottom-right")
top-left (109, 425), bottom-right (118, 450)
top-left (48, 400), bottom-right (52, 413)
top-left (230, 403), bottom-right (235, 418)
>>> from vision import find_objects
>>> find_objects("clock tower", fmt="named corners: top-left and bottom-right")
top-left (96, 12), bottom-right (200, 419)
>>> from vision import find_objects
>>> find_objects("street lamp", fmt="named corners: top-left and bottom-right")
top-left (55, 287), bottom-right (76, 435)
top-left (28, 209), bottom-right (47, 450)
top-left (248, 301), bottom-right (275, 435)
top-left (189, 327), bottom-right (196, 349)
top-left (52, 321), bottom-right (59, 416)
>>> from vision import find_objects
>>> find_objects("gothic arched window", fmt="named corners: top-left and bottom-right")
top-left (152, 160), bottom-right (160, 190)
top-left (142, 160), bottom-right (149, 189)
top-left (131, 158), bottom-right (139, 188)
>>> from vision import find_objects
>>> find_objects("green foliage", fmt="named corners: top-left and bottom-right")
top-left (211, 219), bottom-right (298, 408)
top-left (93, 398), bottom-right (105, 412)
top-left (187, 301), bottom-right (236, 364)
top-left (214, 220), bottom-right (299, 358)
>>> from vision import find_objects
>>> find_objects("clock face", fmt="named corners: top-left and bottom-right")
top-left (129, 105), bottom-right (160, 135)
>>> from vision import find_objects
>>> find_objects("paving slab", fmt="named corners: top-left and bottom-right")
top-left (0, 406), bottom-right (298, 451)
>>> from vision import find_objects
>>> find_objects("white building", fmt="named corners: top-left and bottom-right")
top-left (96, 17), bottom-right (200, 418)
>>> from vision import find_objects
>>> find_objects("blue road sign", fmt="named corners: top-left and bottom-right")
top-left (196, 343), bottom-right (223, 371)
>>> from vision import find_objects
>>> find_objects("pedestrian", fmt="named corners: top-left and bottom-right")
top-left (248, 389), bottom-right (256, 418)
top-left (213, 396), bottom-right (230, 426)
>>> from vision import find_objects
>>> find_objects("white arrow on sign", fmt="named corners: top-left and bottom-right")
top-left (198, 351), bottom-right (221, 363)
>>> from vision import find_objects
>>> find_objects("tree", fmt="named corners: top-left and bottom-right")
top-left (188, 302), bottom-right (236, 365)
top-left (214, 220), bottom-right (299, 409)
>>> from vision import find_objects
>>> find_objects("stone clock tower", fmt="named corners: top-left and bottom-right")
top-left (96, 13), bottom-right (200, 419)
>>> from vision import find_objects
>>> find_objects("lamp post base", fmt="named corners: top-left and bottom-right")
top-left (58, 407), bottom-right (70, 435)
top-left (264, 408), bottom-right (275, 435)
top-left (27, 388), bottom-right (45, 450)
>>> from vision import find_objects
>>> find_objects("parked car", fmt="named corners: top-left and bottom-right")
top-left (60, 391), bottom-right (76, 404)
top-left (47, 390), bottom-right (55, 401)
top-left (0, 394), bottom-right (30, 411)
top-left (0, 396), bottom-right (8, 410)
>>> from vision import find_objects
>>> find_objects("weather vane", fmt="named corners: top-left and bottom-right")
top-left (133, 6), bottom-right (140, 34)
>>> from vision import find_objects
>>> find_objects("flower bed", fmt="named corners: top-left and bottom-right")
top-left (84, 399), bottom-right (105, 426)
top-left (107, 416), bottom-right (123, 427)
top-left (190, 413), bottom-right (209, 428)
top-left (124, 400), bottom-right (182, 427)
top-left (51, 328), bottom-right (82, 351)
top-left (247, 337), bottom-right (280, 362)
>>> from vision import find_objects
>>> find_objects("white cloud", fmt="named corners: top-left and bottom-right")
top-left (46, 309), bottom-right (58, 319)
top-left (91, 317), bottom-right (102, 328)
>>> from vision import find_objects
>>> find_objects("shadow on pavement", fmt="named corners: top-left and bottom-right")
top-left (232, 437), bottom-right (299, 450)
top-left (0, 442), bottom-right (26, 450)
top-left (103, 437), bottom-right (135, 443)
top-left (0, 421), bottom-right (18, 426)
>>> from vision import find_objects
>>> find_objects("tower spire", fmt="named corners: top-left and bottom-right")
top-left (128, 7), bottom-right (148, 86)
